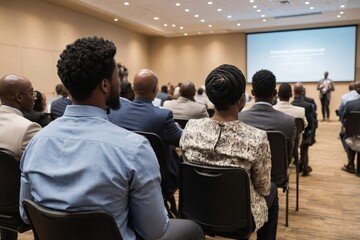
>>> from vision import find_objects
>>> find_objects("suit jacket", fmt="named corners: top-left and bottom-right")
top-left (238, 103), bottom-right (295, 163)
top-left (291, 97), bottom-right (315, 144)
top-left (0, 105), bottom-right (41, 161)
top-left (163, 96), bottom-right (209, 120)
top-left (50, 97), bottom-right (72, 119)
top-left (108, 97), bottom-right (182, 190)
top-left (317, 79), bottom-right (335, 100)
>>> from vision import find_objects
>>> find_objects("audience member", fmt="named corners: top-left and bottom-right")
top-left (156, 85), bottom-right (171, 106)
top-left (292, 83), bottom-right (315, 176)
top-left (303, 87), bottom-right (318, 144)
top-left (180, 64), bottom-right (278, 240)
top-left (338, 82), bottom-right (359, 119)
top-left (317, 71), bottom-right (335, 121)
top-left (19, 37), bottom-right (203, 240)
top-left (118, 63), bottom-right (134, 101)
top-left (23, 90), bottom-right (52, 127)
top-left (341, 82), bottom-right (360, 174)
top-left (0, 74), bottom-right (41, 240)
top-left (46, 83), bottom-right (64, 113)
top-left (173, 82), bottom-right (182, 99)
top-left (238, 69), bottom-right (295, 165)
top-left (108, 69), bottom-right (183, 192)
top-left (194, 87), bottom-right (208, 107)
top-left (50, 86), bottom-right (72, 119)
top-left (163, 81), bottom-right (209, 120)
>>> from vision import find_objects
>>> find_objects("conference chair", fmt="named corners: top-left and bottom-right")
top-left (174, 119), bottom-right (189, 129)
top-left (22, 199), bottom-right (122, 240)
top-left (134, 131), bottom-right (179, 218)
top-left (179, 162), bottom-right (253, 239)
top-left (266, 131), bottom-right (289, 227)
top-left (0, 150), bottom-right (31, 237)
top-left (294, 118), bottom-right (305, 211)
top-left (344, 111), bottom-right (360, 176)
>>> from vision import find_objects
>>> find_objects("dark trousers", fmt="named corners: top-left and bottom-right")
top-left (257, 183), bottom-right (279, 240)
top-left (320, 95), bottom-right (330, 119)
top-left (0, 229), bottom-right (18, 240)
top-left (300, 143), bottom-right (310, 172)
top-left (159, 219), bottom-right (204, 240)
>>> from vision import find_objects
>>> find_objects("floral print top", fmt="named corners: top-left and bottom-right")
top-left (180, 118), bottom-right (271, 231)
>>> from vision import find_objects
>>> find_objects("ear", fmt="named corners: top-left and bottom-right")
top-left (99, 79), bottom-right (110, 93)
top-left (272, 89), bottom-right (278, 98)
top-left (251, 89), bottom-right (255, 96)
top-left (15, 93), bottom-right (23, 103)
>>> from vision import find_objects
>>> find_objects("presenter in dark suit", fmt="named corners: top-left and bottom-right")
top-left (108, 69), bottom-right (182, 191)
top-left (238, 69), bottom-right (295, 165)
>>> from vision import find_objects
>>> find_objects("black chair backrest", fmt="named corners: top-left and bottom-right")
top-left (174, 119), bottom-right (189, 129)
top-left (0, 150), bottom-right (31, 233)
top-left (266, 131), bottom-right (288, 187)
top-left (345, 111), bottom-right (360, 137)
top-left (22, 199), bottom-right (122, 240)
top-left (133, 131), bottom-right (169, 196)
top-left (179, 162), bottom-right (253, 239)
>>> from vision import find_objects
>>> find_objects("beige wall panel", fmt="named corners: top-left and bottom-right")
top-left (0, 44), bottom-right (21, 77)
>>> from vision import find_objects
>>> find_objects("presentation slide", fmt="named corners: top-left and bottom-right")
top-left (247, 25), bottom-right (357, 83)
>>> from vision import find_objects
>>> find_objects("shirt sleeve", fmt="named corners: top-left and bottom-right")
top-left (128, 139), bottom-right (169, 240)
top-left (162, 110), bottom-right (182, 147)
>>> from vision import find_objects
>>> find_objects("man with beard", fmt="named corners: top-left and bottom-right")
top-left (19, 37), bottom-right (203, 240)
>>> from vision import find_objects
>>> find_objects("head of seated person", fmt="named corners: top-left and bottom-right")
top-left (278, 83), bottom-right (292, 102)
top-left (251, 69), bottom-right (277, 104)
top-left (180, 81), bottom-right (196, 101)
top-left (133, 69), bottom-right (159, 101)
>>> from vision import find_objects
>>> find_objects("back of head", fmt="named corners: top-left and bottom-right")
top-left (355, 82), bottom-right (360, 94)
top-left (33, 90), bottom-right (45, 112)
top-left (120, 80), bottom-right (135, 100)
top-left (161, 85), bottom-right (168, 93)
top-left (278, 83), bottom-right (292, 101)
top-left (293, 82), bottom-right (304, 96)
top-left (180, 81), bottom-right (196, 99)
top-left (349, 82), bottom-right (357, 91)
top-left (133, 69), bottom-right (158, 99)
top-left (252, 69), bottom-right (276, 99)
top-left (0, 74), bottom-right (34, 112)
top-left (55, 83), bottom-right (64, 95)
top-left (197, 87), bottom-right (204, 95)
top-left (205, 64), bottom-right (246, 111)
top-left (57, 37), bottom-right (117, 102)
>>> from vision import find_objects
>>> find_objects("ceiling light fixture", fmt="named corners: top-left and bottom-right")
top-left (305, 1), bottom-right (310, 4)
top-left (194, 14), bottom-right (199, 17)
top-left (124, 2), bottom-right (129, 6)
top-left (340, 4), bottom-right (345, 8)
top-left (262, 19), bottom-right (267, 22)
top-left (237, 23), bottom-right (241, 26)
top-left (257, 9), bottom-right (261, 12)
top-left (180, 26), bottom-right (184, 29)
top-left (208, 24), bottom-right (212, 27)
top-left (185, 9), bottom-right (190, 12)
top-left (208, 1), bottom-right (213, 5)
top-left (337, 15), bottom-right (341, 18)
top-left (163, 23), bottom-right (168, 27)
top-left (153, 17), bottom-right (159, 20)
top-left (340, 11), bottom-right (344, 14)
top-left (175, 3), bottom-right (180, 7)
top-left (184, 33), bottom-right (188, 36)
top-left (114, 18), bottom-right (118, 22)
top-left (201, 19), bottom-right (205, 22)
top-left (172, 24), bottom-right (176, 27)
top-left (249, 0), bottom-right (254, 3)
top-left (261, 14), bottom-right (266, 17)
top-left (253, 5), bottom-right (258, 8)
top-left (227, 15), bottom-right (232, 18)
top-left (217, 8), bottom-right (222, 12)
top-left (310, 6), bottom-right (314, 10)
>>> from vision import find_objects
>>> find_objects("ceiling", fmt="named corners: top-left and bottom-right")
top-left (44, 0), bottom-right (360, 37)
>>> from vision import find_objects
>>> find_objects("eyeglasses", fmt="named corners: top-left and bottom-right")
top-left (16, 91), bottom-right (37, 98)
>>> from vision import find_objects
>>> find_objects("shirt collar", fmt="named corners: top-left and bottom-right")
top-left (0, 105), bottom-right (23, 116)
top-left (63, 105), bottom-right (108, 120)
top-left (254, 101), bottom-right (273, 107)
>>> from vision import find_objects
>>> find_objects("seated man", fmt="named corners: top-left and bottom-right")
top-left (163, 81), bottom-right (209, 120)
top-left (239, 69), bottom-right (295, 166)
top-left (292, 83), bottom-right (316, 176)
top-left (0, 74), bottom-right (41, 240)
top-left (180, 64), bottom-right (278, 240)
top-left (19, 37), bottom-right (203, 240)
top-left (108, 69), bottom-right (183, 192)
top-left (50, 87), bottom-right (72, 119)
top-left (341, 82), bottom-right (360, 174)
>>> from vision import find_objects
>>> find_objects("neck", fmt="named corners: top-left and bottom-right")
top-left (255, 97), bottom-right (273, 104)
top-left (212, 105), bottom-right (239, 122)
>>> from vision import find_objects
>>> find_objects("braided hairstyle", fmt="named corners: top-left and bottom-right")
top-left (57, 36), bottom-right (116, 101)
top-left (205, 64), bottom-right (246, 111)
top-left (252, 69), bottom-right (276, 99)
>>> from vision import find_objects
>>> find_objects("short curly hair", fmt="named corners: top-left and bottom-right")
top-left (205, 64), bottom-right (246, 111)
top-left (57, 37), bottom-right (116, 101)
top-left (252, 69), bottom-right (276, 99)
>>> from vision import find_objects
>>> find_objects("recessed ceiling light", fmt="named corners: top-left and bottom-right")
top-left (261, 14), bottom-right (266, 17)
top-left (208, 24), bottom-right (212, 27)
top-left (184, 33), bottom-right (188, 36)
top-left (227, 15), bottom-right (232, 18)
top-left (208, 1), bottom-right (213, 5)
top-left (185, 9), bottom-right (190, 12)
top-left (237, 23), bottom-right (241, 26)
top-left (249, 0), bottom-right (254, 3)
top-left (194, 14), bottom-right (199, 17)
top-left (201, 19), bottom-right (205, 22)
top-left (175, 3), bottom-right (180, 7)
top-left (172, 24), bottom-right (176, 27)
top-left (217, 8), bottom-right (222, 12)
top-left (153, 17), bottom-right (159, 20)
top-left (310, 6), bottom-right (314, 10)
top-left (124, 2), bottom-right (129, 6)
top-left (114, 18), bottom-right (118, 22)
top-left (337, 15), bottom-right (341, 18)
top-left (340, 4), bottom-right (345, 8)
top-left (305, 1), bottom-right (310, 4)
top-left (340, 11), bottom-right (344, 14)
top-left (163, 23), bottom-right (168, 27)
top-left (253, 5), bottom-right (258, 8)
top-left (180, 26), bottom-right (184, 29)
top-left (262, 19), bottom-right (267, 22)
top-left (257, 9), bottom-right (261, 12)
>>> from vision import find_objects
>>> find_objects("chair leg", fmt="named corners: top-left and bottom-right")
top-left (286, 184), bottom-right (289, 227)
top-left (296, 161), bottom-right (299, 211)
top-left (0, 229), bottom-right (18, 240)
top-left (356, 152), bottom-right (360, 177)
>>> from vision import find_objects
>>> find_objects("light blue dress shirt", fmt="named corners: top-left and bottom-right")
top-left (20, 105), bottom-right (168, 240)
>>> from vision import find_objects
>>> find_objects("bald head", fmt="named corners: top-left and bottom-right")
top-left (293, 82), bottom-right (304, 96)
top-left (180, 81), bottom-right (196, 99)
top-left (0, 74), bottom-right (34, 112)
top-left (133, 69), bottom-right (158, 100)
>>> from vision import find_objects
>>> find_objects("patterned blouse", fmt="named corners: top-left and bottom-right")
top-left (179, 118), bottom-right (271, 231)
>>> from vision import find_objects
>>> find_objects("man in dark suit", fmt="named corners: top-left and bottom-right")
top-left (341, 83), bottom-right (360, 174)
top-left (292, 83), bottom-right (316, 176)
top-left (238, 69), bottom-right (295, 166)
top-left (50, 88), bottom-right (72, 119)
top-left (108, 69), bottom-right (182, 191)
top-left (303, 88), bottom-right (318, 144)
